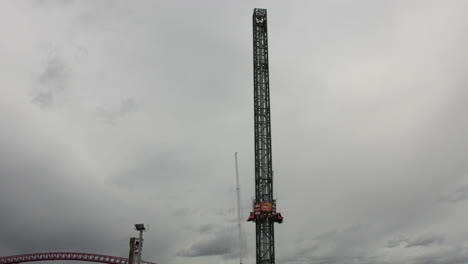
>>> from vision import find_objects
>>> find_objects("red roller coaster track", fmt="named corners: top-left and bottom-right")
top-left (0, 252), bottom-right (157, 264)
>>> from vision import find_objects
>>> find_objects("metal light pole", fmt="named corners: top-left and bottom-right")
top-left (134, 224), bottom-right (146, 264)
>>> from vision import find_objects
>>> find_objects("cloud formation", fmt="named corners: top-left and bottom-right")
top-left (177, 231), bottom-right (236, 258)
top-left (1, 2), bottom-right (468, 264)
top-left (98, 98), bottom-right (138, 125)
top-left (33, 56), bottom-right (68, 107)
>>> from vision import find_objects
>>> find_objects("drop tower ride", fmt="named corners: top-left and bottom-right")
top-left (247, 8), bottom-right (283, 264)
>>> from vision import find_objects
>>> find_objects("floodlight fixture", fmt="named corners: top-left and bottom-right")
top-left (134, 224), bottom-right (146, 231)
top-left (133, 223), bottom-right (147, 264)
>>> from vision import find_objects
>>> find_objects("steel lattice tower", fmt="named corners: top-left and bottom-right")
top-left (247, 8), bottom-right (283, 264)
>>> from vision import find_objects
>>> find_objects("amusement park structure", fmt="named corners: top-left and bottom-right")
top-left (0, 252), bottom-right (156, 264)
top-left (247, 8), bottom-right (283, 264)
top-left (0, 225), bottom-right (152, 264)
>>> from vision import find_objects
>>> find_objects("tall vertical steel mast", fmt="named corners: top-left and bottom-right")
top-left (247, 8), bottom-right (283, 264)
top-left (235, 152), bottom-right (245, 264)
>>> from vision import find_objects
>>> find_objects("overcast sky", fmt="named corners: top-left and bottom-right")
top-left (1, 1), bottom-right (468, 264)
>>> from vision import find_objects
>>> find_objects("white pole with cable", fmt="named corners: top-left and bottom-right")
top-left (235, 152), bottom-right (244, 264)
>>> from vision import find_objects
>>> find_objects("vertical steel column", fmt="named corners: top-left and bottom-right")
top-left (252, 8), bottom-right (275, 264)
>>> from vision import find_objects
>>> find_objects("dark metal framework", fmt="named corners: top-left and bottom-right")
top-left (252, 8), bottom-right (277, 264)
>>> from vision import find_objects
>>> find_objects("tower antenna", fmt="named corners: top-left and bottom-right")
top-left (235, 152), bottom-right (245, 264)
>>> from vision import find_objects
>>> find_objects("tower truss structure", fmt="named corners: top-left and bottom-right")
top-left (247, 8), bottom-right (283, 264)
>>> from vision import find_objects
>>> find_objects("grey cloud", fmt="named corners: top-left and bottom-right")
top-left (177, 231), bottom-right (236, 258)
top-left (199, 224), bottom-right (215, 234)
top-left (98, 98), bottom-right (138, 125)
top-left (385, 234), bottom-right (444, 249)
top-left (111, 149), bottom-right (191, 192)
top-left (33, 90), bottom-right (55, 106)
top-left (276, 225), bottom-right (374, 264)
top-left (439, 185), bottom-right (468, 203)
top-left (171, 209), bottom-right (188, 218)
top-left (312, 224), bottom-right (372, 247)
top-left (282, 230), bottom-right (447, 264)
top-left (406, 234), bottom-right (444, 248)
top-left (283, 239), bottom-right (468, 264)
top-left (33, 56), bottom-right (67, 107)
top-left (30, 0), bottom-right (75, 8)
top-left (373, 244), bottom-right (468, 264)
top-left (386, 236), bottom-right (407, 248)
top-left (0, 139), bottom-right (117, 255)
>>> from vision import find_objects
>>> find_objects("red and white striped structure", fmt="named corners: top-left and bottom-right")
top-left (0, 252), bottom-right (157, 264)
